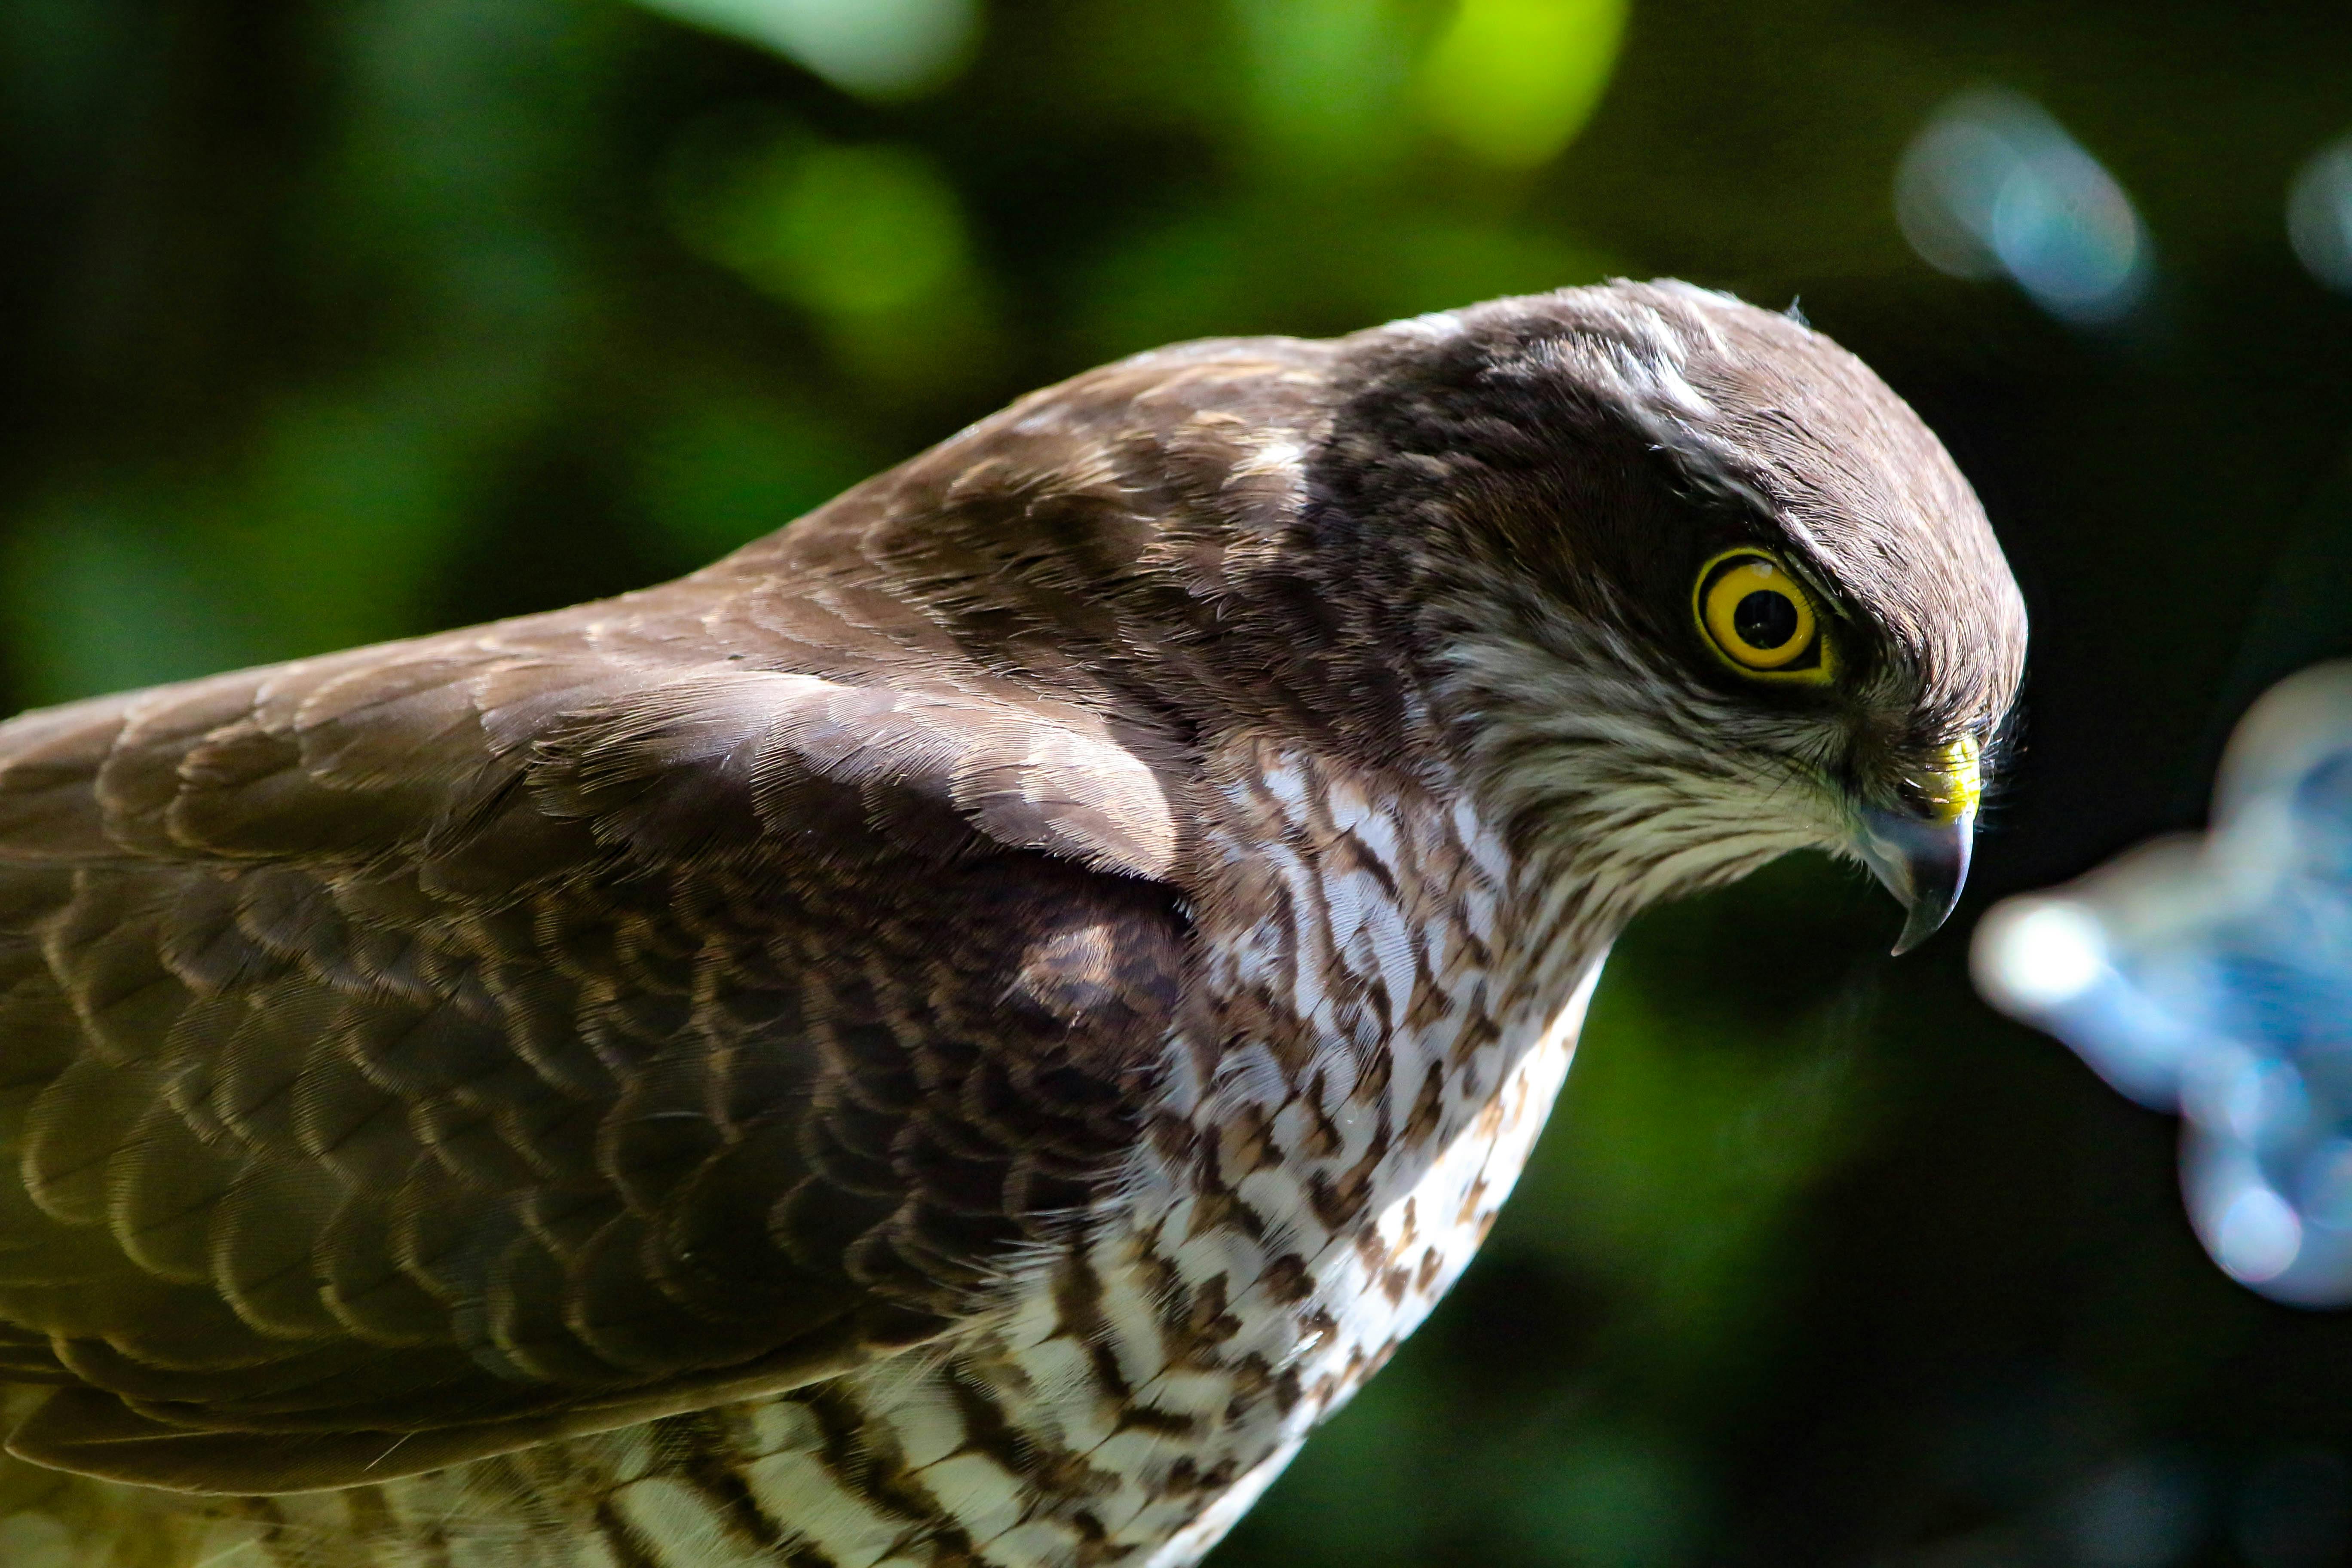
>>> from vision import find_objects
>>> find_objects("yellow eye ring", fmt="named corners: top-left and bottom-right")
top-left (1694, 549), bottom-right (1833, 683)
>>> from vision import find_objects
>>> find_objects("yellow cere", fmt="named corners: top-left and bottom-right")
top-left (1919, 733), bottom-right (1983, 824)
top-left (1694, 548), bottom-right (1831, 682)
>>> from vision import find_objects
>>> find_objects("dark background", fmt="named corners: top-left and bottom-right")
top-left (6, 2), bottom-right (2352, 1563)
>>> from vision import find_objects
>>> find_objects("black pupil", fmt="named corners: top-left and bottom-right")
top-left (1732, 589), bottom-right (1799, 650)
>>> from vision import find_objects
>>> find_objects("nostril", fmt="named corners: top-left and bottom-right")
top-left (1894, 734), bottom-right (1984, 824)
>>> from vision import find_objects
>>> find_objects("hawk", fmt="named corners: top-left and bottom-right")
top-left (0, 282), bottom-right (2023, 1567)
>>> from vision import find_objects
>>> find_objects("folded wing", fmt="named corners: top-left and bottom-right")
top-left (0, 603), bottom-right (1188, 1493)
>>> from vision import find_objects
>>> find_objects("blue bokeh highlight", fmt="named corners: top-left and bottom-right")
top-left (1978, 665), bottom-right (2352, 1304)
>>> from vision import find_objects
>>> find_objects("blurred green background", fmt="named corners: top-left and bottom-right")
top-left (6, 2), bottom-right (2352, 1564)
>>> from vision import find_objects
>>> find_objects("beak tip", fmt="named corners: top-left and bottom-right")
top-left (1888, 906), bottom-right (1947, 957)
top-left (1857, 805), bottom-right (1975, 958)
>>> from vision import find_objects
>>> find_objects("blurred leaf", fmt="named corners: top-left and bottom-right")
top-left (670, 122), bottom-right (1004, 395)
top-left (1368, 217), bottom-right (1614, 316)
top-left (1076, 201), bottom-right (1609, 357)
top-left (632, 0), bottom-right (980, 100)
top-left (0, 0), bottom-right (133, 143)
top-left (1076, 210), bottom-right (1258, 353)
top-left (334, 0), bottom-right (612, 237)
top-left (6, 399), bottom-right (479, 706)
top-left (1419, 0), bottom-right (1629, 168)
top-left (1536, 979), bottom-right (1866, 1340)
top-left (636, 394), bottom-right (876, 563)
top-left (1229, 0), bottom-right (1418, 180)
top-left (1504, 1431), bottom-right (1706, 1568)
top-left (229, 398), bottom-right (468, 657)
top-left (3, 499), bottom-right (254, 704)
top-left (721, 142), bottom-right (970, 314)
top-left (1497, 855), bottom-right (1884, 1365)
top-left (1237, 1362), bottom-right (1436, 1565)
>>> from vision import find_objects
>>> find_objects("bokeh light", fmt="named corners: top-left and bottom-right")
top-left (1418, 0), bottom-right (1630, 169)
top-left (2288, 134), bottom-right (2352, 292)
top-left (1896, 88), bottom-right (2150, 325)
top-left (633, 0), bottom-right (980, 99)
top-left (665, 112), bottom-right (1003, 396)
top-left (1977, 663), bottom-right (2352, 1304)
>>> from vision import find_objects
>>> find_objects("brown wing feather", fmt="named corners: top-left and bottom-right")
top-left (0, 602), bottom-right (1188, 1494)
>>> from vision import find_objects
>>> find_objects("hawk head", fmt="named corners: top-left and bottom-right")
top-left (1302, 281), bottom-right (2027, 952)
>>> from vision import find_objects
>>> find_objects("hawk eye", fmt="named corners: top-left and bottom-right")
top-left (1694, 549), bottom-right (1832, 683)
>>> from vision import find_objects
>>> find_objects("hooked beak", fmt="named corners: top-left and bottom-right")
top-left (1854, 736), bottom-right (1981, 956)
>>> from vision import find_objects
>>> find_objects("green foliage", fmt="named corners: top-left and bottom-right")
top-left (667, 114), bottom-right (1005, 394)
top-left (1420, 0), bottom-right (1629, 168)
top-left (637, 0), bottom-right (979, 100)
top-left (9, 0), bottom-right (2352, 1562)
top-left (635, 392), bottom-right (876, 558)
